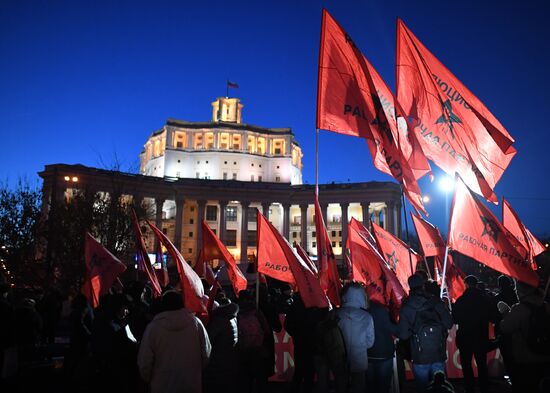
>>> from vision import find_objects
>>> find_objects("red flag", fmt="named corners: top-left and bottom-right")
top-left (257, 212), bottom-right (329, 308)
top-left (502, 198), bottom-right (546, 268)
top-left (131, 210), bottom-right (162, 298)
top-left (81, 233), bottom-right (127, 308)
top-left (371, 221), bottom-right (420, 292)
top-left (316, 9), bottom-right (430, 214)
top-left (147, 221), bottom-right (206, 314)
top-left (348, 219), bottom-right (406, 314)
top-left (314, 195), bottom-right (341, 306)
top-left (201, 221), bottom-right (248, 295)
top-left (257, 210), bottom-right (295, 284)
top-left (411, 213), bottom-right (446, 258)
top-left (396, 19), bottom-right (516, 203)
top-left (294, 242), bottom-right (319, 275)
top-left (448, 177), bottom-right (538, 287)
top-left (194, 250), bottom-right (205, 277)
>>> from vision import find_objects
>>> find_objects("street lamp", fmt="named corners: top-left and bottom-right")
top-left (422, 195), bottom-right (431, 203)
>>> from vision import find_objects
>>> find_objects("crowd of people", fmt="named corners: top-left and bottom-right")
top-left (0, 271), bottom-right (549, 393)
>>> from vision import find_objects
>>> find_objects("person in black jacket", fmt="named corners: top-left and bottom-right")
top-left (398, 274), bottom-right (453, 393)
top-left (366, 301), bottom-right (398, 393)
top-left (452, 275), bottom-right (499, 393)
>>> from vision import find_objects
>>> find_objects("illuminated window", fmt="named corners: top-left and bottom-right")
top-left (223, 172), bottom-right (228, 180)
top-left (275, 176), bottom-right (281, 182)
top-left (232, 173), bottom-right (237, 180)
top-left (219, 133), bottom-right (229, 149)
top-left (193, 133), bottom-right (203, 149)
top-left (226, 206), bottom-right (237, 221)
top-left (257, 137), bottom-right (266, 155)
top-left (232, 134), bottom-right (241, 150)
top-left (205, 133), bottom-right (214, 149)
top-left (248, 136), bottom-right (256, 153)
top-left (292, 232), bottom-right (298, 238)
top-left (294, 216), bottom-right (301, 225)
top-left (258, 176), bottom-right (262, 182)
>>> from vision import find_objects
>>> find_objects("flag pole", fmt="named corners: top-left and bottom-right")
top-left (401, 190), bottom-right (415, 275)
top-left (439, 246), bottom-right (449, 299)
top-left (423, 255), bottom-right (432, 279)
top-left (255, 255), bottom-right (260, 309)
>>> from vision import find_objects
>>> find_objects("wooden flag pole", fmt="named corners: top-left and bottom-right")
top-left (439, 246), bottom-right (449, 299)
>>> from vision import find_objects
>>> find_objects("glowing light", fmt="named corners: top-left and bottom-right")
top-left (438, 176), bottom-right (455, 193)
top-left (546, 243), bottom-right (549, 248)
top-left (422, 195), bottom-right (431, 203)
top-left (64, 176), bottom-right (70, 181)
top-left (72, 176), bottom-right (79, 182)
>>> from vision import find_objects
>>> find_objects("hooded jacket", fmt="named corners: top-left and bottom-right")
top-left (138, 309), bottom-right (211, 393)
top-left (337, 286), bottom-right (375, 372)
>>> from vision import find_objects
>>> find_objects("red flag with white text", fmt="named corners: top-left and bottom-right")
top-left (257, 212), bottom-right (329, 308)
top-left (131, 210), bottom-right (162, 298)
top-left (81, 232), bottom-right (127, 308)
top-left (316, 9), bottom-right (430, 214)
top-left (502, 198), bottom-right (546, 268)
top-left (447, 177), bottom-right (538, 287)
top-left (314, 195), bottom-right (341, 306)
top-left (411, 213), bottom-right (446, 258)
top-left (371, 221), bottom-right (420, 291)
top-left (201, 221), bottom-right (248, 295)
top-left (396, 19), bottom-right (516, 203)
top-left (147, 221), bottom-right (206, 314)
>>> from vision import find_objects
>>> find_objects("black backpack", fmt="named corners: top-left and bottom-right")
top-left (411, 298), bottom-right (446, 359)
top-left (525, 303), bottom-right (550, 355)
top-left (314, 310), bottom-right (346, 367)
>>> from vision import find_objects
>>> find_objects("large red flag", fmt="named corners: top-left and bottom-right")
top-left (371, 221), bottom-right (420, 291)
top-left (257, 212), bottom-right (329, 308)
top-left (201, 221), bottom-right (248, 295)
top-left (448, 177), bottom-right (538, 287)
top-left (81, 233), bottom-right (127, 308)
top-left (131, 210), bottom-right (162, 298)
top-left (348, 220), bottom-right (406, 309)
top-left (411, 213), bottom-right (446, 258)
top-left (502, 198), bottom-right (546, 268)
top-left (147, 221), bottom-right (206, 314)
top-left (316, 9), bottom-right (430, 214)
top-left (396, 19), bottom-right (516, 203)
top-left (257, 210), bottom-right (295, 285)
top-left (314, 196), bottom-right (341, 306)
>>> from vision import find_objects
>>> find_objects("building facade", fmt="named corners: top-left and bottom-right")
top-left (39, 97), bottom-right (403, 265)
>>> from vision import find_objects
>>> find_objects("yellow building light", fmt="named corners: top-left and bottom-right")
top-left (64, 176), bottom-right (70, 181)
top-left (72, 176), bottom-right (79, 182)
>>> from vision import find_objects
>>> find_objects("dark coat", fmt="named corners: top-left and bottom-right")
top-left (398, 291), bottom-right (452, 364)
top-left (453, 287), bottom-right (499, 350)
top-left (368, 301), bottom-right (398, 360)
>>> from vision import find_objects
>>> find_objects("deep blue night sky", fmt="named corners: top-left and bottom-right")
top-left (1, 0), bottom-right (549, 237)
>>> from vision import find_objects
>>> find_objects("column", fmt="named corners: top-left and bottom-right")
top-left (341, 202), bottom-right (349, 252)
top-left (285, 136), bottom-right (292, 155)
top-left (187, 131), bottom-right (193, 150)
top-left (165, 128), bottom-right (173, 148)
top-left (266, 137), bottom-right (272, 156)
top-left (386, 202), bottom-right (394, 234)
top-left (154, 198), bottom-right (165, 255)
top-left (300, 204), bottom-right (308, 248)
top-left (219, 200), bottom-right (228, 244)
top-left (374, 210), bottom-right (381, 225)
top-left (240, 201), bottom-right (250, 263)
top-left (261, 202), bottom-right (271, 219)
top-left (196, 200), bottom-right (206, 255)
top-left (242, 132), bottom-right (248, 152)
top-left (320, 203), bottom-right (328, 225)
top-left (361, 201), bottom-right (371, 230)
top-left (396, 200), bottom-right (402, 238)
top-left (174, 197), bottom-right (185, 252)
top-left (282, 203), bottom-right (291, 240)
